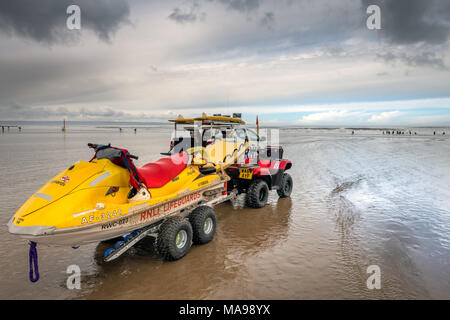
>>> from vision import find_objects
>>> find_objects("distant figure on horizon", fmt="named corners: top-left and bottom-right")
top-left (134, 128), bottom-right (137, 134)
top-left (119, 128), bottom-right (122, 133)
top-left (352, 130), bottom-right (354, 135)
top-left (434, 131), bottom-right (436, 135)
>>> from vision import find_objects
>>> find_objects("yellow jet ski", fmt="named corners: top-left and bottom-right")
top-left (7, 143), bottom-right (232, 247)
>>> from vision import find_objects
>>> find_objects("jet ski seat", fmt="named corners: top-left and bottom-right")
top-left (138, 152), bottom-right (189, 188)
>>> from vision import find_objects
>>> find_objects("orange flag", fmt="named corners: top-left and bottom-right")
top-left (256, 116), bottom-right (259, 135)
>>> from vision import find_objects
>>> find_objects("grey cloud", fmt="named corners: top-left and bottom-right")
top-left (169, 0), bottom-right (263, 25)
top-left (168, 2), bottom-right (206, 24)
top-left (0, 54), bottom-right (120, 108)
top-left (0, 103), bottom-right (130, 120)
top-left (169, 8), bottom-right (198, 23)
top-left (214, 0), bottom-right (261, 13)
top-left (361, 0), bottom-right (450, 44)
top-left (377, 51), bottom-right (447, 70)
top-left (0, 0), bottom-right (130, 44)
top-left (260, 11), bottom-right (274, 28)
top-left (0, 104), bottom-right (76, 119)
top-left (8, 102), bottom-right (27, 110)
top-left (0, 103), bottom-right (175, 122)
top-left (80, 107), bottom-right (126, 118)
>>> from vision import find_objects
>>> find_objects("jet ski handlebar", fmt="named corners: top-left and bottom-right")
top-left (127, 153), bottom-right (139, 160)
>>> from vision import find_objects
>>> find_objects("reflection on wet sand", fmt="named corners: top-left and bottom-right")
top-left (86, 198), bottom-right (292, 299)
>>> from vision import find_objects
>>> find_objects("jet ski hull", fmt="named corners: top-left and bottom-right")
top-left (8, 178), bottom-right (228, 246)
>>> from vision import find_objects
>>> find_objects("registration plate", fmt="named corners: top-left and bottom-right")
top-left (239, 168), bottom-right (253, 180)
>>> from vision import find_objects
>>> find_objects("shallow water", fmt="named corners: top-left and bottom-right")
top-left (0, 125), bottom-right (449, 299)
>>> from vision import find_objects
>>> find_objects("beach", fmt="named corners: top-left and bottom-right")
top-left (1, 124), bottom-right (449, 299)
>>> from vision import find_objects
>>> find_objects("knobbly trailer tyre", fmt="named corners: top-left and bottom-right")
top-left (245, 179), bottom-right (269, 208)
top-left (277, 172), bottom-right (293, 198)
top-left (156, 216), bottom-right (193, 261)
top-left (189, 206), bottom-right (217, 245)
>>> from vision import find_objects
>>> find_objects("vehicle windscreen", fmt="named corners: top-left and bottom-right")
top-left (96, 148), bottom-right (123, 161)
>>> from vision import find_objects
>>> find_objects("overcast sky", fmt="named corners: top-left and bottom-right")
top-left (0, 0), bottom-right (450, 126)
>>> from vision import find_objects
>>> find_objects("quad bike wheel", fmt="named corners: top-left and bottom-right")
top-left (189, 206), bottom-right (217, 245)
top-left (157, 216), bottom-right (193, 261)
top-left (246, 179), bottom-right (269, 208)
top-left (277, 172), bottom-right (293, 198)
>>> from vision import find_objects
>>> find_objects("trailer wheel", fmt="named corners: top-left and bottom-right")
top-left (277, 173), bottom-right (293, 198)
top-left (189, 206), bottom-right (217, 245)
top-left (246, 179), bottom-right (269, 208)
top-left (157, 217), bottom-right (192, 261)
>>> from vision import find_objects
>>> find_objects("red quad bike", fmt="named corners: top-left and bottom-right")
top-left (226, 146), bottom-right (293, 208)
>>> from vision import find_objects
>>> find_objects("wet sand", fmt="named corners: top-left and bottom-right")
top-left (1, 126), bottom-right (449, 299)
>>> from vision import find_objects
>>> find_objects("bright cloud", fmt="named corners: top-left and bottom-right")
top-left (368, 111), bottom-right (403, 124)
top-left (297, 110), bottom-right (369, 125)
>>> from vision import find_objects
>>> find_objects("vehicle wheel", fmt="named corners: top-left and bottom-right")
top-left (189, 206), bottom-right (217, 245)
top-left (277, 173), bottom-right (293, 198)
top-left (246, 179), bottom-right (269, 208)
top-left (156, 217), bottom-right (193, 261)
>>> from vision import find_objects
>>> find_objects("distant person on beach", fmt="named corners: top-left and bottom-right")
top-left (352, 131), bottom-right (354, 135)
top-left (434, 131), bottom-right (436, 135)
